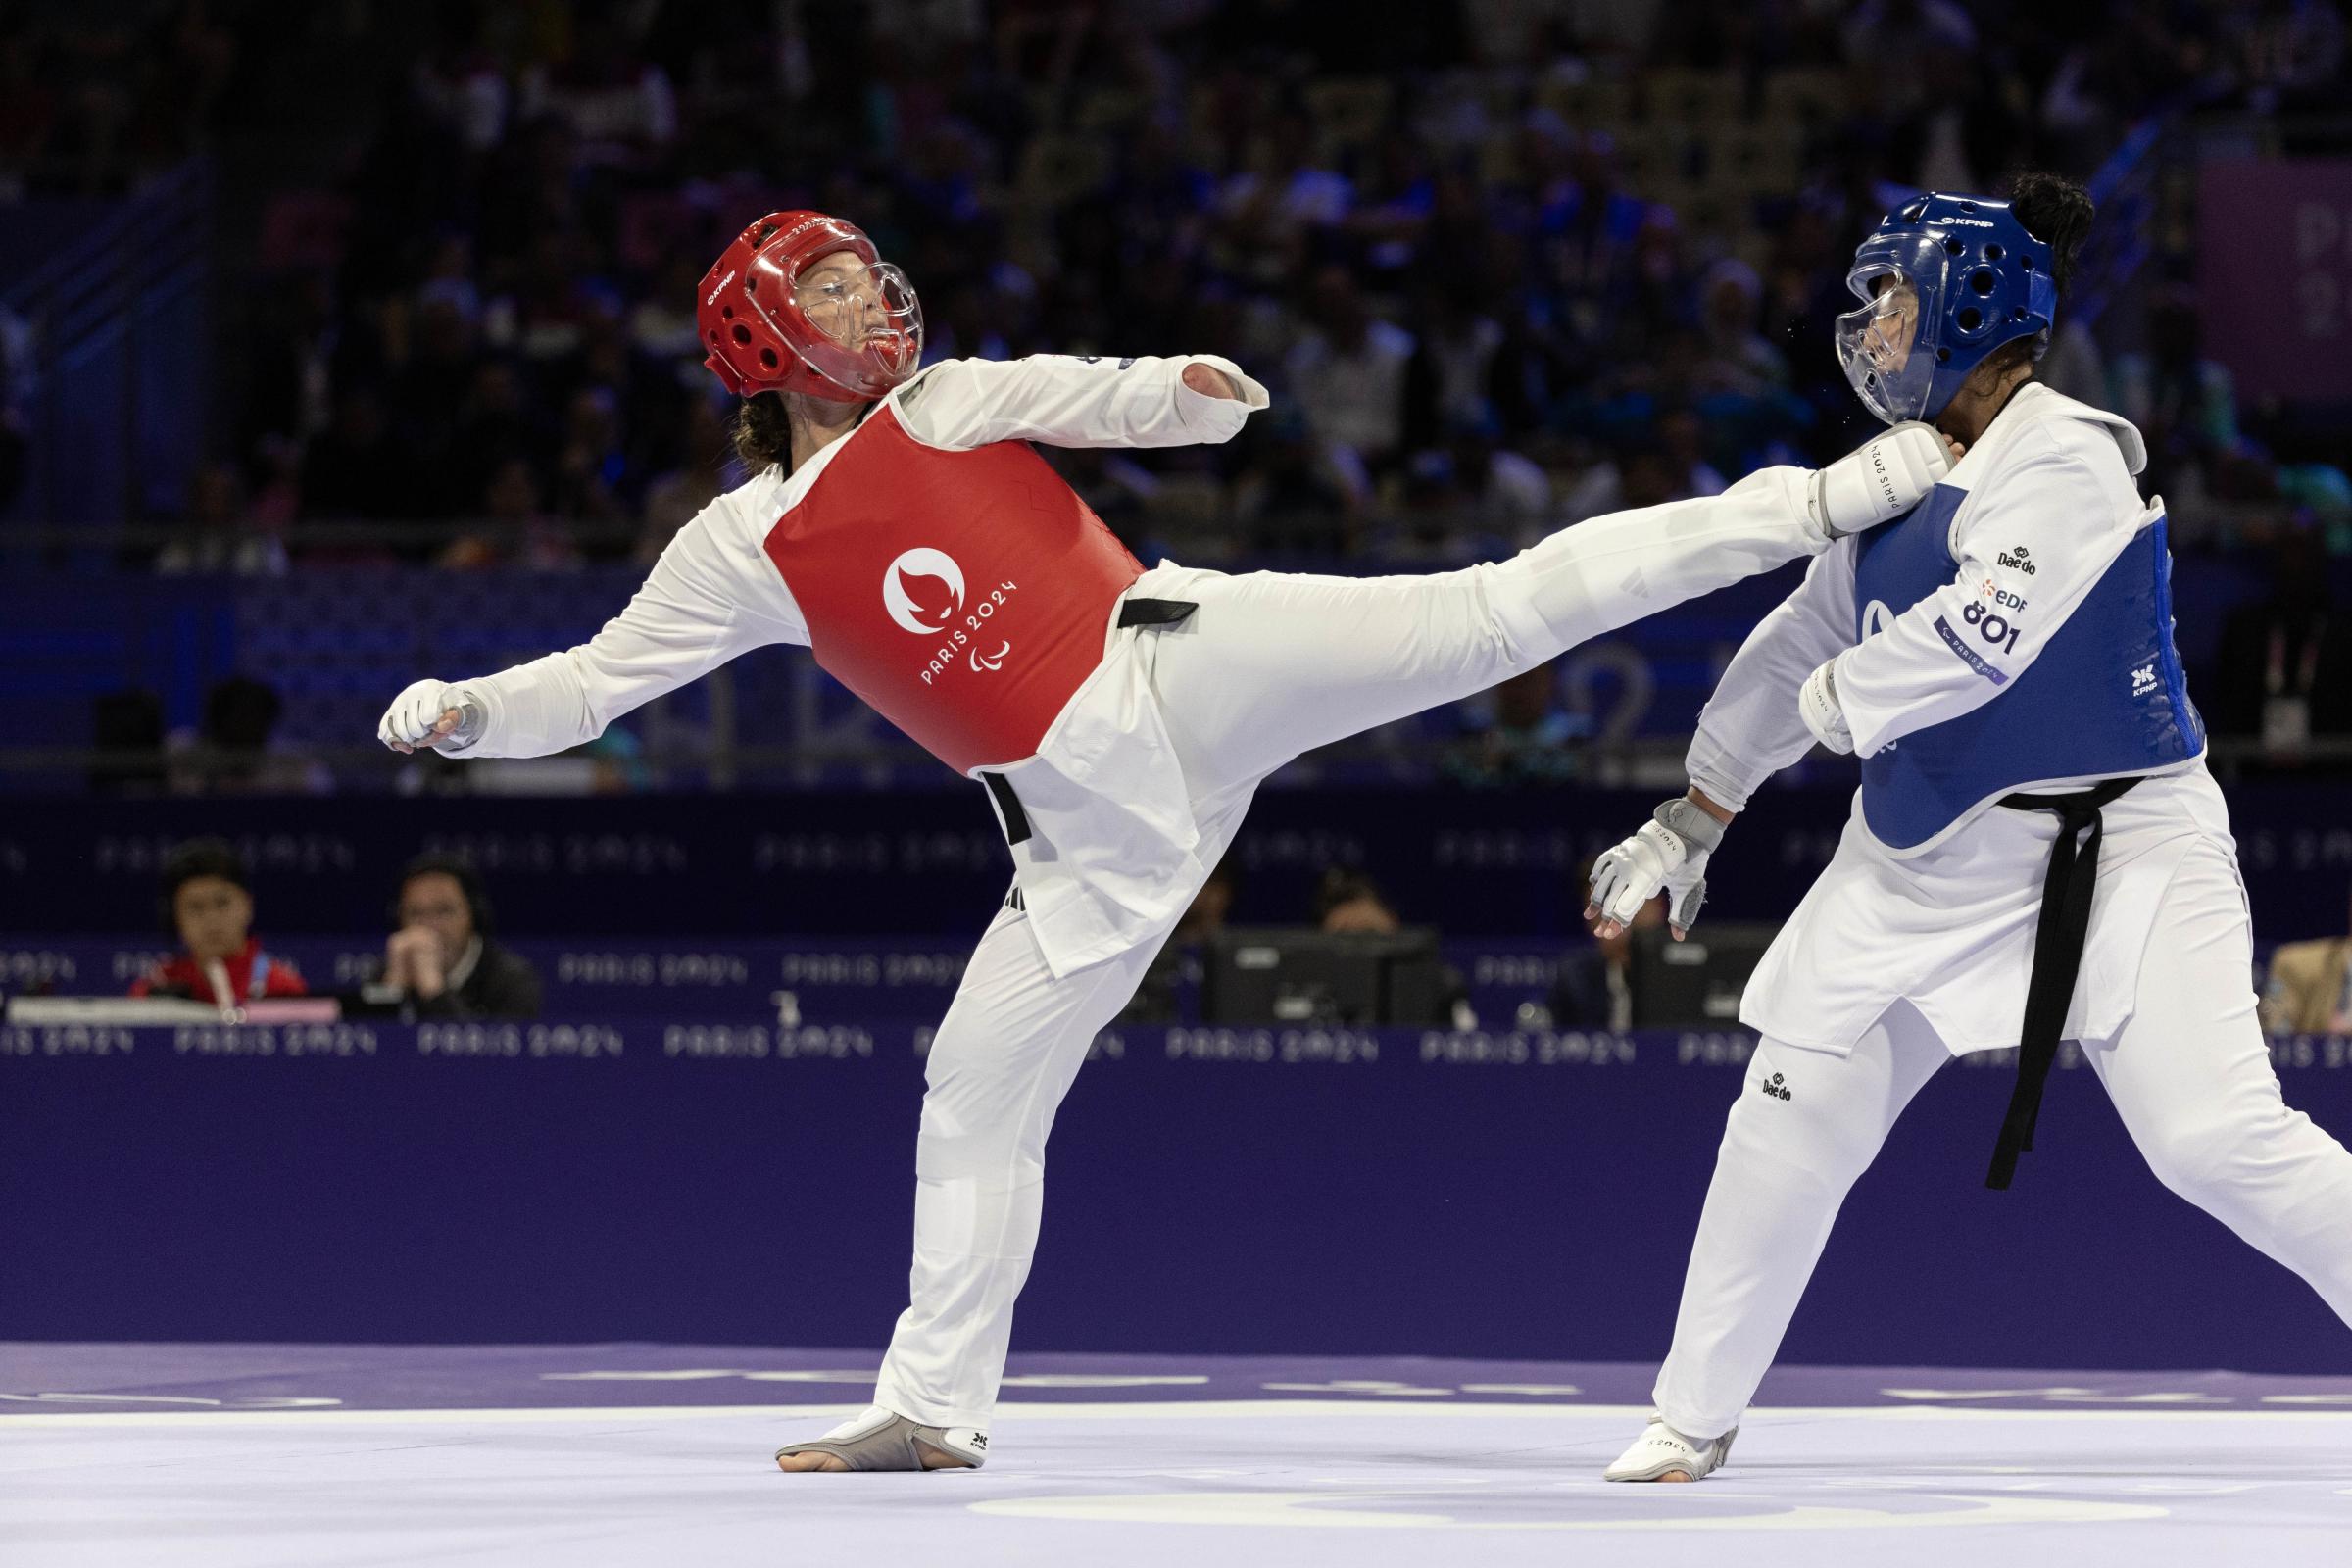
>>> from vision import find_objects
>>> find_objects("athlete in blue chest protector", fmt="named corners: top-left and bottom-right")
top-left (1583, 173), bottom-right (2352, 1484)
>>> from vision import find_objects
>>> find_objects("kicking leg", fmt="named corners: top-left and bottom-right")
top-left (1622, 1004), bottom-right (1949, 1476)
top-left (1148, 466), bottom-right (1838, 783)
top-left (2086, 846), bottom-right (2352, 1327)
top-left (777, 901), bottom-right (1165, 1471)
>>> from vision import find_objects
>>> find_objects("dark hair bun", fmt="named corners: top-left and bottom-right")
top-left (2005, 172), bottom-right (2095, 299)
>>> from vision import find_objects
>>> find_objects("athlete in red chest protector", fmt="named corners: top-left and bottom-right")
top-left (766, 396), bottom-right (1144, 775)
top-left (380, 210), bottom-right (1956, 1472)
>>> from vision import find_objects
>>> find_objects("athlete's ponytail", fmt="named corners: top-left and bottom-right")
top-left (732, 391), bottom-right (792, 475)
top-left (2005, 172), bottom-right (2095, 301)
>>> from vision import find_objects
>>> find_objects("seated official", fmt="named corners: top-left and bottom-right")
top-left (1314, 867), bottom-right (1473, 1028)
top-left (374, 855), bottom-right (541, 1020)
top-left (1316, 867), bottom-right (1401, 935)
top-left (129, 839), bottom-right (310, 1005)
top-left (2263, 887), bottom-right (2351, 1035)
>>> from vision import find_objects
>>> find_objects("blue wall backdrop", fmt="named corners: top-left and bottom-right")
top-left (7, 783), bottom-right (2348, 1373)
top-left (5, 1019), bottom-right (2348, 1373)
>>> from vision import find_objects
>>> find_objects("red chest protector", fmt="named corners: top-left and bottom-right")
top-left (763, 404), bottom-right (1145, 775)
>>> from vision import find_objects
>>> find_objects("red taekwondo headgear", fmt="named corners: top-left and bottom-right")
top-left (697, 211), bottom-right (924, 403)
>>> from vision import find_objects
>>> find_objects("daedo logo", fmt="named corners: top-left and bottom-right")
top-left (882, 548), bottom-right (965, 634)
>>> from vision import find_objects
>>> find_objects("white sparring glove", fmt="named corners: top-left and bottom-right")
top-left (1586, 796), bottom-right (1727, 939)
top-left (1797, 659), bottom-right (1853, 755)
top-left (377, 679), bottom-right (482, 755)
top-left (1807, 420), bottom-right (1953, 541)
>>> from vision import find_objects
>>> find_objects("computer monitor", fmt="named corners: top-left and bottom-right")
top-left (1202, 927), bottom-right (1448, 1026)
top-left (1627, 922), bottom-right (1781, 1030)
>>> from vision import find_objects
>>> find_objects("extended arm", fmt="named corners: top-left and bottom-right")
top-left (1585, 551), bottom-right (1855, 939)
top-left (891, 353), bottom-right (1270, 451)
top-left (1586, 422), bottom-right (1958, 938)
top-left (1684, 542), bottom-right (1861, 812)
top-left (378, 504), bottom-right (804, 760)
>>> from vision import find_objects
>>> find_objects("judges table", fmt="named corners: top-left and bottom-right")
top-left (7, 1006), bottom-right (2350, 1375)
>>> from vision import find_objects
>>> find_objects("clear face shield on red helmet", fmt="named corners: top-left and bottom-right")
top-left (743, 240), bottom-right (925, 399)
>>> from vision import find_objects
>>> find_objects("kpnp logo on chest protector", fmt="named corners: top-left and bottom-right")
top-left (763, 403), bottom-right (1145, 776)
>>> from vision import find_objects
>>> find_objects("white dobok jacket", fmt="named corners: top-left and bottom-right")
top-left (1689, 385), bottom-right (2232, 1056)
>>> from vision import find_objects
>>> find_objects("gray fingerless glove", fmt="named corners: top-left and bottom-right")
top-left (1589, 796), bottom-right (1726, 934)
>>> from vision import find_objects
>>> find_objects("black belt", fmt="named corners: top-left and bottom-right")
top-left (981, 772), bottom-right (1030, 845)
top-left (1117, 596), bottom-right (1197, 629)
top-left (1985, 775), bottom-right (2141, 1189)
top-left (975, 598), bottom-right (1196, 854)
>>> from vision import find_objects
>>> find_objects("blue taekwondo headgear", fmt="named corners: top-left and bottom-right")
top-left (1836, 191), bottom-right (2059, 425)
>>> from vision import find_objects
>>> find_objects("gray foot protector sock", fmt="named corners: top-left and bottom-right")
top-left (775, 1409), bottom-right (989, 1472)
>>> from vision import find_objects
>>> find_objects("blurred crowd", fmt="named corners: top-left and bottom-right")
top-left (4, 0), bottom-right (2351, 776)
top-left (0, 0), bottom-right (240, 200)
top-left (2, 0), bottom-right (2325, 575)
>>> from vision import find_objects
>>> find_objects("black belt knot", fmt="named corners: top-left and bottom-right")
top-left (1117, 596), bottom-right (1197, 629)
top-left (1984, 775), bottom-right (2141, 1190)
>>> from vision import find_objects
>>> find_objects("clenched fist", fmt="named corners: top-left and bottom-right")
top-left (377, 680), bottom-right (475, 755)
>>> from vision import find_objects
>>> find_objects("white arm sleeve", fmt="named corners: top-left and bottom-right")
top-left (1684, 541), bottom-right (1860, 811)
top-left (442, 501), bottom-right (805, 760)
top-left (1833, 421), bottom-right (2141, 759)
top-left (890, 354), bottom-right (1270, 451)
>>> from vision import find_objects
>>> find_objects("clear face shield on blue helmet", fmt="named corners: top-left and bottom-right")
top-left (1834, 230), bottom-right (1950, 425)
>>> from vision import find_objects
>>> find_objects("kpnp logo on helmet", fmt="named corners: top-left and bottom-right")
top-left (882, 548), bottom-right (965, 635)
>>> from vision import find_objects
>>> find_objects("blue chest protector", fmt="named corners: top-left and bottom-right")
top-left (1849, 483), bottom-right (2204, 853)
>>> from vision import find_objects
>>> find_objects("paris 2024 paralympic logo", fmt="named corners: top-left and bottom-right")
top-left (883, 548), bottom-right (1016, 680)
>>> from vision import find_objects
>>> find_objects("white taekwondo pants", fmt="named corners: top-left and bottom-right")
top-left (871, 473), bottom-right (1828, 1429)
top-left (1647, 841), bottom-right (2352, 1443)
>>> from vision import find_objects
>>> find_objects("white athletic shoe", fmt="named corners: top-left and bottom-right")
top-left (1602, 1414), bottom-right (1737, 1482)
